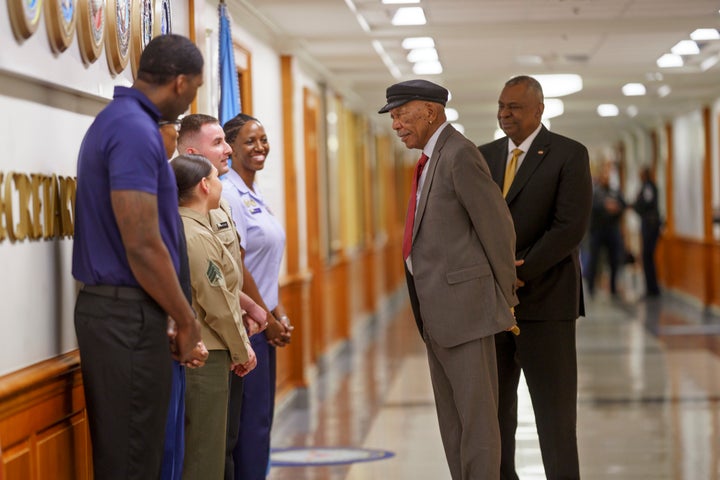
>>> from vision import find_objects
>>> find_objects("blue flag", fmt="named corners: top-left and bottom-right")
top-left (219, 2), bottom-right (240, 125)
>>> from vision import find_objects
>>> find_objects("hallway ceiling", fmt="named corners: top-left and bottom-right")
top-left (235, 0), bottom-right (720, 150)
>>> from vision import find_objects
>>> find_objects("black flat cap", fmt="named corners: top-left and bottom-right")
top-left (378, 79), bottom-right (449, 114)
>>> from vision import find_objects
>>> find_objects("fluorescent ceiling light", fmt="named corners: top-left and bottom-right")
top-left (494, 128), bottom-right (505, 140)
top-left (391, 7), bottom-right (426, 25)
top-left (533, 74), bottom-right (582, 97)
top-left (407, 48), bottom-right (438, 63)
top-left (445, 108), bottom-right (459, 122)
top-left (451, 123), bottom-right (465, 135)
top-left (402, 37), bottom-right (434, 49)
top-left (542, 99), bottom-right (564, 119)
top-left (597, 104), bottom-right (619, 117)
top-left (515, 55), bottom-right (543, 65)
top-left (671, 40), bottom-right (699, 55)
top-left (691, 28), bottom-right (720, 41)
top-left (382, 0), bottom-right (419, 3)
top-left (412, 61), bottom-right (442, 75)
top-left (656, 53), bottom-right (683, 68)
top-left (372, 40), bottom-right (402, 79)
top-left (626, 105), bottom-right (639, 117)
top-left (701, 54), bottom-right (719, 71)
top-left (622, 83), bottom-right (646, 96)
top-left (657, 85), bottom-right (671, 97)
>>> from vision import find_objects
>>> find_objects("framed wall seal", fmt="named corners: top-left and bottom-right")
top-left (104, 0), bottom-right (131, 75)
top-left (76, 0), bottom-right (105, 64)
top-left (45, 0), bottom-right (77, 52)
top-left (7, 0), bottom-right (44, 41)
top-left (130, 0), bottom-right (153, 78)
top-left (153, 0), bottom-right (171, 37)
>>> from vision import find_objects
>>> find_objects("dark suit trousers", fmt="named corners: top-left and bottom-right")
top-left (495, 320), bottom-right (579, 480)
top-left (75, 289), bottom-right (172, 480)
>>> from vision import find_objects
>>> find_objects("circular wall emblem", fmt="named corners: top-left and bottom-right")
top-left (8, 0), bottom-right (43, 40)
top-left (153, 0), bottom-right (171, 37)
top-left (129, 0), bottom-right (153, 78)
top-left (76, 0), bottom-right (105, 64)
top-left (104, 0), bottom-right (131, 75)
top-left (45, 0), bottom-right (77, 52)
top-left (270, 447), bottom-right (395, 467)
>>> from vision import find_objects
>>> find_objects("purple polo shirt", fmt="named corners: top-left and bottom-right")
top-left (72, 86), bottom-right (182, 287)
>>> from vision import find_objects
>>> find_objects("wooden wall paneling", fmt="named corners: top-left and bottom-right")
top-left (302, 87), bottom-right (324, 362)
top-left (0, 352), bottom-right (90, 480)
top-left (280, 55), bottom-right (299, 275)
top-left (665, 236), bottom-right (708, 301)
top-left (659, 123), bottom-right (675, 286)
top-left (702, 107), bottom-right (715, 306)
top-left (276, 273), bottom-right (312, 398)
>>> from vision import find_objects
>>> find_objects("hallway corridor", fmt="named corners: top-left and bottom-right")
top-left (268, 287), bottom-right (720, 479)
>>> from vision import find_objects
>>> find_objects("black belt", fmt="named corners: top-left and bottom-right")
top-left (81, 284), bottom-right (153, 302)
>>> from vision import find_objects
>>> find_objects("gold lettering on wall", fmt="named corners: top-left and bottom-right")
top-left (0, 171), bottom-right (76, 243)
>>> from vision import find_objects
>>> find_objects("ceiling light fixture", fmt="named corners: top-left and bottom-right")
top-left (657, 85), bottom-right (672, 97)
top-left (402, 37), bottom-right (435, 49)
top-left (382, 0), bottom-right (419, 3)
top-left (372, 40), bottom-right (402, 79)
top-left (626, 105), bottom-right (639, 117)
top-left (622, 83), bottom-right (646, 96)
top-left (691, 28), bottom-right (720, 41)
top-left (656, 53), bottom-right (683, 68)
top-left (542, 99), bottom-right (564, 119)
top-left (533, 74), bottom-right (582, 97)
top-left (671, 40), bottom-right (700, 55)
top-left (701, 54), bottom-right (719, 71)
top-left (445, 108), bottom-right (459, 122)
top-left (391, 7), bottom-right (426, 26)
top-left (412, 60), bottom-right (442, 75)
top-left (597, 104), bottom-right (619, 117)
top-left (407, 48), bottom-right (438, 63)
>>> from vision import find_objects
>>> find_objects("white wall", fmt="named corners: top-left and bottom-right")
top-left (0, 0), bottom-right (190, 374)
top-left (672, 111), bottom-right (705, 239)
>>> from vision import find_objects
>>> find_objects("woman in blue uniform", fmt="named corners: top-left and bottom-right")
top-left (222, 114), bottom-right (293, 480)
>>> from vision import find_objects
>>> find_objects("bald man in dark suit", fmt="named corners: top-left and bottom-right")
top-left (380, 79), bottom-right (519, 480)
top-left (479, 75), bottom-right (592, 480)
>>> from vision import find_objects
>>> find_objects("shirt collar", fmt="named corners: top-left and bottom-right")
top-left (422, 121), bottom-right (450, 158)
top-left (508, 123), bottom-right (543, 155)
top-left (113, 86), bottom-right (162, 122)
top-left (179, 206), bottom-right (212, 230)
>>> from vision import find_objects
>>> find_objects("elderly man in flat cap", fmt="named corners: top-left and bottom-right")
top-left (379, 79), bottom-right (519, 480)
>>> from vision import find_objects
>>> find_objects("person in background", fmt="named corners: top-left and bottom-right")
top-left (176, 114), bottom-right (271, 479)
top-left (380, 79), bottom-right (519, 479)
top-left (72, 34), bottom-right (206, 479)
top-left (633, 166), bottom-right (661, 297)
top-left (479, 75), bottom-right (592, 480)
top-left (222, 113), bottom-right (293, 480)
top-left (172, 154), bottom-right (257, 479)
top-left (587, 161), bottom-right (626, 298)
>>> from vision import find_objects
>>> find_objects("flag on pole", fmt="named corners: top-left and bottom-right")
top-left (219, 1), bottom-right (241, 125)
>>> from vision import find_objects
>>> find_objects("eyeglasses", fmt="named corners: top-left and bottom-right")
top-left (158, 119), bottom-right (182, 131)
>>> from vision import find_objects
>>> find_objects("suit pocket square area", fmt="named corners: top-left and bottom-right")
top-left (446, 263), bottom-right (492, 284)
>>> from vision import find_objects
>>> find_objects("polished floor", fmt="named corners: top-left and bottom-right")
top-left (268, 272), bottom-right (720, 479)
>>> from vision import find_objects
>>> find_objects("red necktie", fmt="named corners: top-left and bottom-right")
top-left (403, 153), bottom-right (430, 260)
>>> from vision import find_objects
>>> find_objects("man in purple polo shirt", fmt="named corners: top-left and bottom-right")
top-left (72, 34), bottom-right (206, 479)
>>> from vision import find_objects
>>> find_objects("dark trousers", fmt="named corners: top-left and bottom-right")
top-left (74, 288), bottom-right (172, 480)
top-left (586, 227), bottom-right (623, 295)
top-left (496, 320), bottom-right (580, 480)
top-left (228, 331), bottom-right (277, 480)
top-left (641, 221), bottom-right (660, 295)
top-left (225, 368), bottom-right (244, 479)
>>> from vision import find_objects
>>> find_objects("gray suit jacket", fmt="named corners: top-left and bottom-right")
top-left (407, 124), bottom-right (518, 347)
top-left (479, 125), bottom-right (592, 321)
